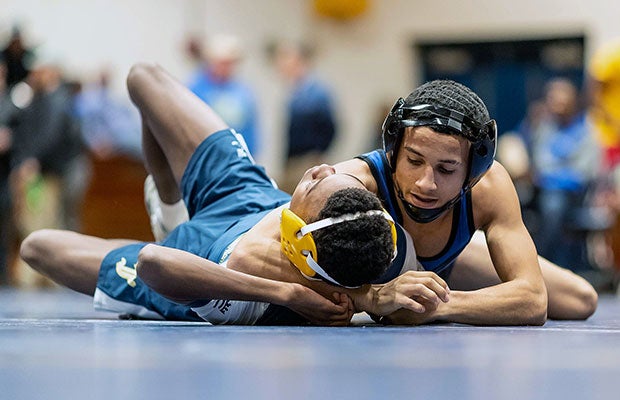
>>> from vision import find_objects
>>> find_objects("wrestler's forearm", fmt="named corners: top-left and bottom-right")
top-left (135, 244), bottom-right (297, 306)
top-left (431, 281), bottom-right (547, 325)
top-left (384, 280), bottom-right (547, 326)
top-left (136, 243), bottom-right (353, 325)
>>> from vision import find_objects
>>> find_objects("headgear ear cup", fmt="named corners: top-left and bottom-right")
top-left (382, 98), bottom-right (406, 170)
top-left (466, 119), bottom-right (497, 189)
top-left (280, 208), bottom-right (319, 277)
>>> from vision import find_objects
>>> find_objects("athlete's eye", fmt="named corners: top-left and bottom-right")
top-left (407, 158), bottom-right (423, 166)
top-left (438, 166), bottom-right (456, 175)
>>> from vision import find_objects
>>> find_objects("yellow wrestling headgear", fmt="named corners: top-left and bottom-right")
top-left (280, 208), bottom-right (397, 288)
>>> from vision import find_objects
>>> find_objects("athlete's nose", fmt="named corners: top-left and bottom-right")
top-left (415, 165), bottom-right (437, 192)
top-left (311, 164), bottom-right (336, 180)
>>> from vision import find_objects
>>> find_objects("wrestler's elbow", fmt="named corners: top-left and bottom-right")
top-left (526, 303), bottom-right (547, 326)
top-left (523, 285), bottom-right (548, 326)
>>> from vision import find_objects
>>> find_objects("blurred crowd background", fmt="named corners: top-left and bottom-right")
top-left (2, 0), bottom-right (620, 292)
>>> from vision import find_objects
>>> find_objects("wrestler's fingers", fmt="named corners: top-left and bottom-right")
top-left (311, 306), bottom-right (349, 326)
top-left (337, 292), bottom-right (355, 316)
top-left (392, 281), bottom-right (450, 313)
top-left (306, 293), bottom-right (347, 326)
top-left (396, 281), bottom-right (442, 306)
top-left (418, 279), bottom-right (450, 303)
top-left (419, 272), bottom-right (451, 299)
top-left (401, 271), bottom-right (450, 293)
top-left (400, 275), bottom-right (450, 303)
top-left (332, 292), bottom-right (355, 323)
top-left (396, 295), bottom-right (426, 314)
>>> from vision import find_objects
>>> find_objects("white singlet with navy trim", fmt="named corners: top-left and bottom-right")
top-left (190, 235), bottom-right (270, 325)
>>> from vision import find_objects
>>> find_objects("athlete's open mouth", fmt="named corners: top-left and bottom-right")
top-left (410, 193), bottom-right (438, 208)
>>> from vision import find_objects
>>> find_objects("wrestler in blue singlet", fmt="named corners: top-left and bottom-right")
top-left (358, 149), bottom-right (477, 279)
top-left (94, 129), bottom-right (296, 324)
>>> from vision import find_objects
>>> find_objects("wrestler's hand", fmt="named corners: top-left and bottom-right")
top-left (285, 284), bottom-right (354, 326)
top-left (378, 305), bottom-right (438, 326)
top-left (353, 271), bottom-right (450, 317)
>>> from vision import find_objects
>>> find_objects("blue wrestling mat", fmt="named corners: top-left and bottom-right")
top-left (1, 287), bottom-right (619, 400)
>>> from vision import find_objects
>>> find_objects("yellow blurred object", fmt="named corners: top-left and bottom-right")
top-left (313, 0), bottom-right (369, 20)
top-left (589, 38), bottom-right (620, 147)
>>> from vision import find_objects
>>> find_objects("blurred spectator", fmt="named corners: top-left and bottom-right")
top-left (515, 99), bottom-right (547, 159)
top-left (10, 53), bottom-right (90, 236)
top-left (183, 34), bottom-right (204, 70)
top-left (1, 26), bottom-right (34, 87)
top-left (186, 34), bottom-right (260, 157)
top-left (270, 39), bottom-right (338, 194)
top-left (0, 57), bottom-right (20, 284)
top-left (496, 130), bottom-right (537, 229)
top-left (73, 68), bottom-right (142, 160)
top-left (529, 78), bottom-right (600, 269)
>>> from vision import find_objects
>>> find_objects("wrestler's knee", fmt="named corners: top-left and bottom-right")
top-left (549, 275), bottom-right (598, 320)
top-left (573, 279), bottom-right (598, 319)
top-left (136, 243), bottom-right (163, 285)
top-left (20, 229), bottom-right (59, 272)
top-left (126, 62), bottom-right (161, 101)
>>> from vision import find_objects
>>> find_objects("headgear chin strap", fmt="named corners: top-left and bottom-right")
top-left (397, 187), bottom-right (464, 224)
top-left (280, 208), bottom-right (397, 288)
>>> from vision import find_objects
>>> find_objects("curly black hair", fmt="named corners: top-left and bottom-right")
top-left (404, 79), bottom-right (490, 141)
top-left (311, 187), bottom-right (394, 287)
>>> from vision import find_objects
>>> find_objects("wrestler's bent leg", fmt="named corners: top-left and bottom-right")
top-left (126, 63), bottom-right (227, 186)
top-left (450, 232), bottom-right (597, 320)
top-left (20, 229), bottom-right (138, 296)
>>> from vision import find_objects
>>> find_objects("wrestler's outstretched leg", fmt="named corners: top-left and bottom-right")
top-left (450, 232), bottom-right (598, 320)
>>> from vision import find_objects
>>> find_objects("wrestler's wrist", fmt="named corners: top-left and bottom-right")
top-left (363, 284), bottom-right (397, 316)
top-left (347, 284), bottom-right (375, 314)
top-left (274, 282), bottom-right (303, 307)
